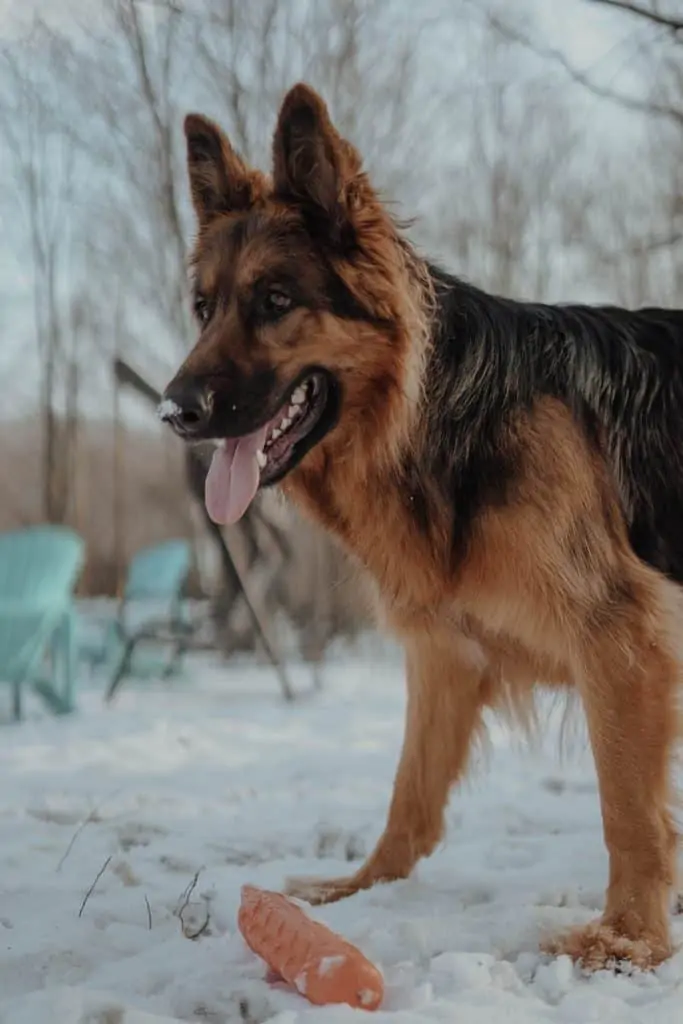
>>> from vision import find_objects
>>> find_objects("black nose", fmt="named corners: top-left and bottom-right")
top-left (158, 380), bottom-right (213, 437)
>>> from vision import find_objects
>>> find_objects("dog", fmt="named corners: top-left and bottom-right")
top-left (160, 82), bottom-right (683, 971)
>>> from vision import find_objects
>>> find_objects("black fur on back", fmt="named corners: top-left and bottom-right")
top-left (419, 263), bottom-right (683, 582)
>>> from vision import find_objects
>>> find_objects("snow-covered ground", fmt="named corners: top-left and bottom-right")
top-left (0, 627), bottom-right (681, 1023)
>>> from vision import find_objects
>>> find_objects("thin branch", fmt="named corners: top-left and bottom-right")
top-left (487, 11), bottom-right (683, 126)
top-left (144, 894), bottom-right (153, 929)
top-left (638, 230), bottom-right (683, 253)
top-left (183, 907), bottom-right (210, 940)
top-left (174, 868), bottom-right (201, 918)
top-left (174, 868), bottom-right (211, 939)
top-left (78, 855), bottom-right (113, 918)
top-left (589, 0), bottom-right (683, 33)
top-left (584, 229), bottom-right (683, 268)
top-left (56, 788), bottom-right (123, 872)
top-left (57, 810), bottom-right (100, 872)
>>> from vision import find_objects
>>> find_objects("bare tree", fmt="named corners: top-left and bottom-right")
top-left (480, 0), bottom-right (683, 309)
top-left (0, 41), bottom-right (79, 522)
top-left (589, 1), bottom-right (683, 37)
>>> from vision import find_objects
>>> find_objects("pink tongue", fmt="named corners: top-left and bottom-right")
top-left (205, 427), bottom-right (267, 525)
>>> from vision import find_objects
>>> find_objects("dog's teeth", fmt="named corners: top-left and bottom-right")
top-left (256, 449), bottom-right (267, 469)
top-left (272, 427), bottom-right (282, 440)
top-left (292, 387), bottom-right (306, 404)
top-left (288, 404), bottom-right (300, 418)
top-left (280, 417), bottom-right (292, 430)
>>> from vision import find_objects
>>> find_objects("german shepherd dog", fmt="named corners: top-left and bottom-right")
top-left (160, 83), bottom-right (683, 971)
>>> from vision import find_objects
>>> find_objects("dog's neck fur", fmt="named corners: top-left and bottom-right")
top-left (283, 256), bottom-right (452, 624)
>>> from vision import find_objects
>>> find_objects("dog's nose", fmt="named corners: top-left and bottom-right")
top-left (158, 380), bottom-right (213, 436)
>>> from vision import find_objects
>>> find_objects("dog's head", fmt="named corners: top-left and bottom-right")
top-left (161, 84), bottom-right (428, 525)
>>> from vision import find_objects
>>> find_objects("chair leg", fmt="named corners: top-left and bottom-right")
top-left (12, 681), bottom-right (22, 722)
top-left (162, 640), bottom-right (184, 679)
top-left (32, 613), bottom-right (77, 715)
top-left (105, 636), bottom-right (137, 704)
top-left (60, 610), bottom-right (76, 713)
top-left (162, 623), bottom-right (192, 680)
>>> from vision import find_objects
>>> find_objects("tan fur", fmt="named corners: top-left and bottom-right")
top-left (178, 85), bottom-right (682, 971)
top-left (288, 397), bottom-right (681, 970)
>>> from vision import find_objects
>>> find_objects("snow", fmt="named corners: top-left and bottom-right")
top-left (294, 972), bottom-right (308, 996)
top-left (156, 399), bottom-right (181, 421)
top-left (318, 956), bottom-right (346, 976)
top-left (0, 623), bottom-right (681, 1023)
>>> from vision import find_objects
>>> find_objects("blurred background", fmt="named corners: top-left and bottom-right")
top-left (0, 0), bottom-right (680, 673)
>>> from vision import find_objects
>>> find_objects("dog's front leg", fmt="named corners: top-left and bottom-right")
top-left (286, 629), bottom-right (487, 905)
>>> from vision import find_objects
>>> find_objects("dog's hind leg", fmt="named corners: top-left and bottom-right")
top-left (545, 566), bottom-right (680, 971)
top-left (285, 628), bottom-right (487, 905)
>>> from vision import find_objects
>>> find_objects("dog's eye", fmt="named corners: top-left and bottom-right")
top-left (264, 289), bottom-right (292, 317)
top-left (194, 296), bottom-right (211, 325)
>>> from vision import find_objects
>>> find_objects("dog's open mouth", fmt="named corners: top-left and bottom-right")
top-left (204, 369), bottom-right (338, 525)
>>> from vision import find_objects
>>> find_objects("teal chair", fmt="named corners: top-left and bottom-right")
top-left (0, 525), bottom-right (85, 721)
top-left (81, 540), bottom-right (193, 703)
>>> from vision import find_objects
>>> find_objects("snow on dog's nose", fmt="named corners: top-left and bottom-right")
top-left (158, 381), bottom-right (213, 438)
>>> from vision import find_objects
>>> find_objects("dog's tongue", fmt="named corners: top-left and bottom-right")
top-left (205, 427), bottom-right (267, 525)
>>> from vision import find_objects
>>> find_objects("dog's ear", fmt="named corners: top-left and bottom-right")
top-left (184, 113), bottom-right (261, 224)
top-left (272, 84), bottom-right (362, 248)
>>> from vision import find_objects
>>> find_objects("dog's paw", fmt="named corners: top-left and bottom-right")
top-left (543, 920), bottom-right (671, 973)
top-left (284, 873), bottom-right (364, 906)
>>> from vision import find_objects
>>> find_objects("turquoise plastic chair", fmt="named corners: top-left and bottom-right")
top-left (0, 525), bottom-right (85, 721)
top-left (81, 540), bottom-right (193, 702)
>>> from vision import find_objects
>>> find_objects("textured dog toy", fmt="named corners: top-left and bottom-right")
top-left (237, 884), bottom-right (384, 1010)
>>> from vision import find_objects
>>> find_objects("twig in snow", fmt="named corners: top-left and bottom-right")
top-left (144, 894), bottom-right (153, 930)
top-left (78, 855), bottom-right (112, 918)
top-left (181, 899), bottom-right (211, 940)
top-left (174, 868), bottom-right (202, 918)
top-left (56, 787), bottom-right (123, 872)
top-left (174, 868), bottom-right (211, 939)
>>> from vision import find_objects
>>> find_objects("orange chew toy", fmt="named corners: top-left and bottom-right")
top-left (238, 884), bottom-right (384, 1011)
